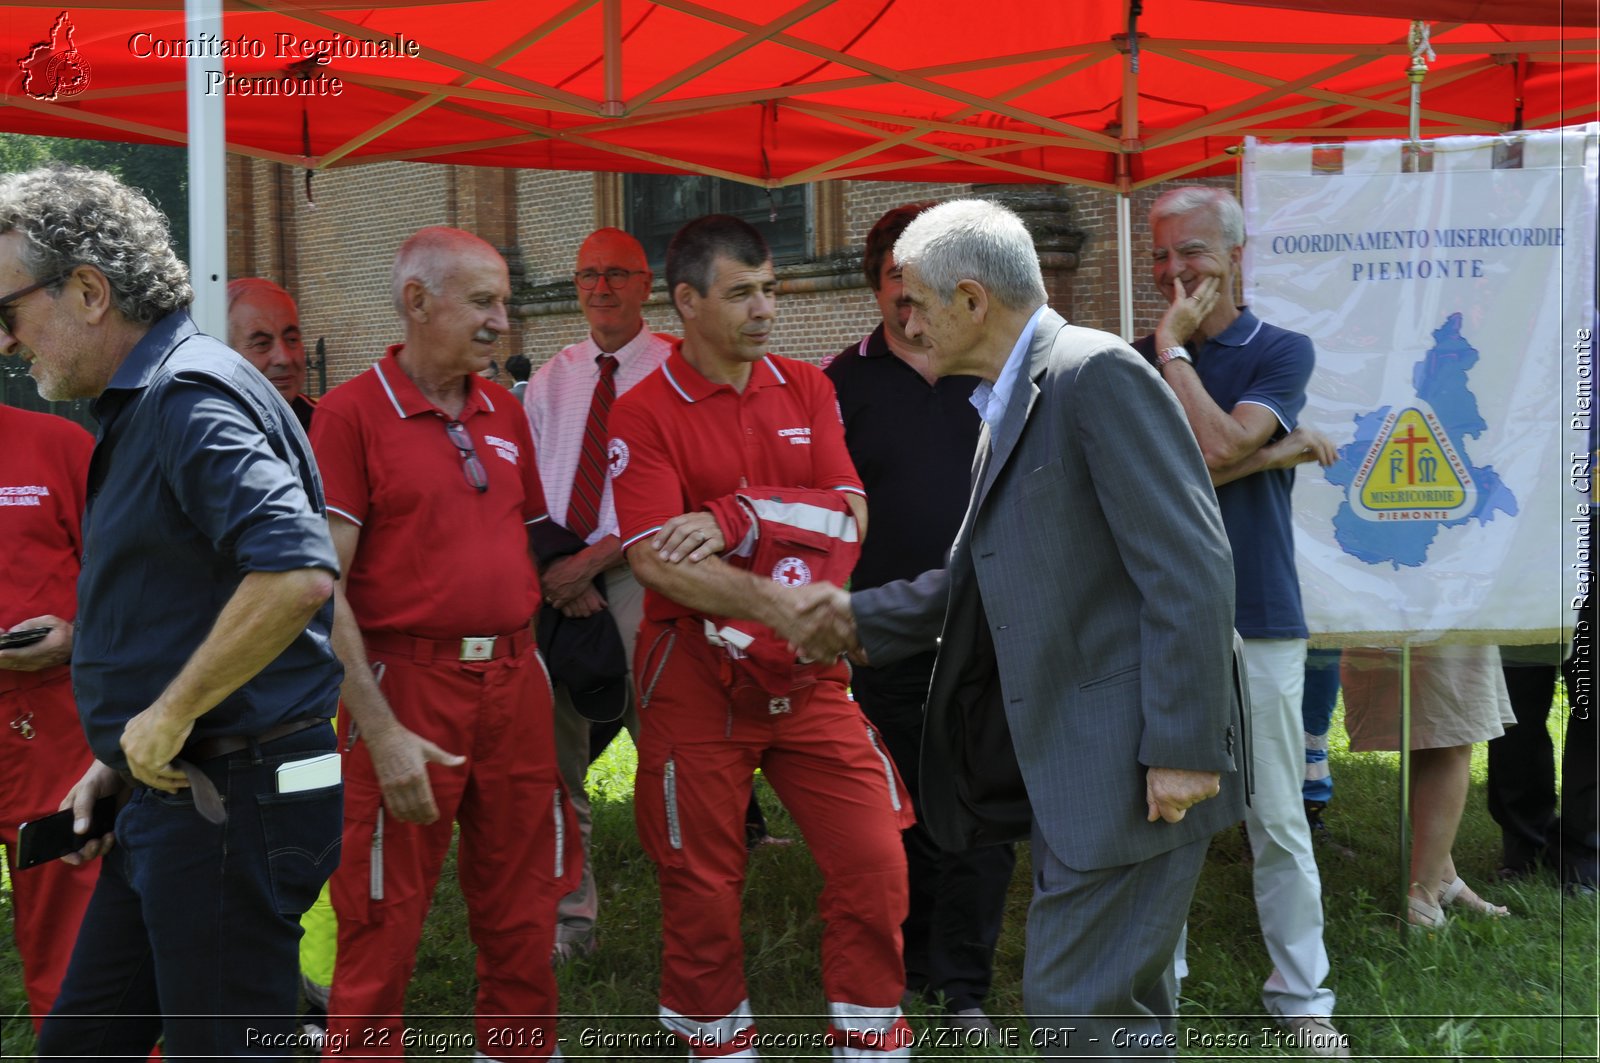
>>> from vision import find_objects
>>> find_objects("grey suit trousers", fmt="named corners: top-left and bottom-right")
top-left (1025, 825), bottom-right (1210, 1059)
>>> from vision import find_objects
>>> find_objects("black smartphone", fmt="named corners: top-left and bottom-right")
top-left (0, 627), bottom-right (52, 650)
top-left (16, 794), bottom-right (119, 870)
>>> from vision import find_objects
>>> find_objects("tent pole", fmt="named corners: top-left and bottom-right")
top-left (1118, 192), bottom-right (1133, 341)
top-left (185, 0), bottom-right (227, 337)
top-left (1398, 642), bottom-right (1413, 941)
top-left (1407, 21), bottom-right (1434, 146)
top-left (1116, 3), bottom-right (1141, 343)
top-left (602, 0), bottom-right (624, 117)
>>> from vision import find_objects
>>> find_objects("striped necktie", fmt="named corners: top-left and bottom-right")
top-left (565, 353), bottom-right (619, 539)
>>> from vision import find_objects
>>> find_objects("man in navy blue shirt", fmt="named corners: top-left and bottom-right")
top-left (823, 203), bottom-right (1014, 1037)
top-left (0, 166), bottom-right (344, 1061)
top-left (1135, 186), bottom-right (1345, 1058)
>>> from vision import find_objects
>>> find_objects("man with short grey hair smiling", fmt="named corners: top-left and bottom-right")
top-left (797, 198), bottom-right (1247, 1057)
top-left (1135, 185), bottom-right (1344, 1057)
top-left (311, 226), bottom-right (576, 1060)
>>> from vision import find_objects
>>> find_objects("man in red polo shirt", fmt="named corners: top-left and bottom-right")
top-left (311, 227), bottom-right (577, 1061)
top-left (0, 404), bottom-right (97, 1031)
top-left (608, 215), bottom-right (913, 1061)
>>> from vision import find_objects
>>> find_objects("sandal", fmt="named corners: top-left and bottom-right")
top-left (1440, 876), bottom-right (1510, 917)
top-left (1407, 892), bottom-right (1446, 928)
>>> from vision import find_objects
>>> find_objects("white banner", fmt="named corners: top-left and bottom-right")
top-left (1243, 126), bottom-right (1596, 645)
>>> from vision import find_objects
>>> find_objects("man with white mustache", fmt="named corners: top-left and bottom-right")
top-left (309, 227), bottom-right (578, 1061)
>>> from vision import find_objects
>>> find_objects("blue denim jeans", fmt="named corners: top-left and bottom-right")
top-left (39, 722), bottom-right (341, 1061)
top-left (1301, 649), bottom-right (1341, 805)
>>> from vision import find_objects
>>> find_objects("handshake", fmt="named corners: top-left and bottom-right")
top-left (648, 508), bottom-right (869, 664)
top-left (774, 583), bottom-right (866, 664)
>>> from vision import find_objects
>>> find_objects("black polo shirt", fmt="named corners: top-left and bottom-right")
top-left (824, 325), bottom-right (981, 686)
top-left (290, 391), bottom-right (317, 432)
top-left (75, 311), bottom-right (342, 772)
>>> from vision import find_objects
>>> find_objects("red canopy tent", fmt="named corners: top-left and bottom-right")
top-left (3, 0), bottom-right (1594, 334)
top-left (4, 0), bottom-right (1594, 191)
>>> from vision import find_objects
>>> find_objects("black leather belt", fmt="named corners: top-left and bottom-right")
top-left (182, 715), bottom-right (326, 762)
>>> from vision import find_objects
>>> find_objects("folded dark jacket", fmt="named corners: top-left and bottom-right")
top-left (533, 520), bottom-right (629, 723)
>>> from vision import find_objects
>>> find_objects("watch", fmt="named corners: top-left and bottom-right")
top-left (1156, 346), bottom-right (1192, 368)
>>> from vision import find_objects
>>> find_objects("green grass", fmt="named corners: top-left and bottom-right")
top-left (4, 703), bottom-right (1596, 1060)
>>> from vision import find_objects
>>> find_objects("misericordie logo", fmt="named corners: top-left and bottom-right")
top-left (18, 11), bottom-right (93, 102)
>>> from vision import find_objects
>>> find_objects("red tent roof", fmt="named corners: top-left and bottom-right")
top-left (4, 0), bottom-right (1595, 190)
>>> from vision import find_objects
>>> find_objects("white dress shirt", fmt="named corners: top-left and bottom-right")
top-left (524, 326), bottom-right (675, 544)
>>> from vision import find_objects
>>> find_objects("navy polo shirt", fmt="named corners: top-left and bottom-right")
top-left (75, 311), bottom-right (343, 772)
top-left (1136, 307), bottom-right (1314, 639)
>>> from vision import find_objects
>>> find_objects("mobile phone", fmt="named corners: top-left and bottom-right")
top-left (275, 752), bottom-right (341, 793)
top-left (16, 794), bottom-right (119, 870)
top-left (0, 627), bottom-right (51, 649)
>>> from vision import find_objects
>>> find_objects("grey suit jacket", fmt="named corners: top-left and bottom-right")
top-left (853, 308), bottom-right (1246, 871)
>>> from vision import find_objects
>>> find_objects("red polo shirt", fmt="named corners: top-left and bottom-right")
top-left (0, 406), bottom-right (92, 628)
top-left (609, 342), bottom-right (864, 622)
top-left (311, 346), bottom-right (548, 638)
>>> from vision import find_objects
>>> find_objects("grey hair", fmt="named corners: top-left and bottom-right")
top-left (1148, 186), bottom-right (1246, 250)
top-left (892, 199), bottom-right (1046, 311)
top-left (0, 165), bottom-right (192, 324)
top-left (227, 276), bottom-right (294, 313)
top-left (391, 226), bottom-right (501, 315)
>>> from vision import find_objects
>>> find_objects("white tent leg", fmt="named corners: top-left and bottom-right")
top-left (1398, 642), bottom-right (1414, 940)
top-left (186, 0), bottom-right (227, 337)
top-left (1117, 191), bottom-right (1133, 342)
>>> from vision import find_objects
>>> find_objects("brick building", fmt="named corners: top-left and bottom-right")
top-left (225, 156), bottom-right (1231, 392)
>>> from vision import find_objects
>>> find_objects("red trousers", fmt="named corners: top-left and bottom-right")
top-left (0, 668), bottom-right (97, 1032)
top-left (633, 618), bottom-right (912, 1048)
top-left (323, 642), bottom-right (577, 1061)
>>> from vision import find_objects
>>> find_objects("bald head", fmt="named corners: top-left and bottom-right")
top-left (579, 228), bottom-right (647, 271)
top-left (392, 227), bottom-right (506, 316)
top-left (393, 226), bottom-right (511, 378)
top-left (574, 227), bottom-right (652, 353)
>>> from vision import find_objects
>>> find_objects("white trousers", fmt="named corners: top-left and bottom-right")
top-left (1176, 638), bottom-right (1334, 1018)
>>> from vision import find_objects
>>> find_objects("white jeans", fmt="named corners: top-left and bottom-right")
top-left (1175, 638), bottom-right (1335, 1018)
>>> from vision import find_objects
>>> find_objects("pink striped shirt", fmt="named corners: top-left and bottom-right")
top-left (524, 327), bottom-right (674, 543)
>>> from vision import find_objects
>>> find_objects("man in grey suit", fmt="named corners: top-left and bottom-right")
top-left (794, 199), bottom-right (1245, 1057)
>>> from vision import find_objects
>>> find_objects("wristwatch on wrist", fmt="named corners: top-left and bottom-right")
top-left (1156, 346), bottom-right (1192, 368)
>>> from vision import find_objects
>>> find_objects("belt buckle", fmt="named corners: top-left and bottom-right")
top-left (768, 697), bottom-right (791, 715)
top-left (460, 636), bottom-right (497, 662)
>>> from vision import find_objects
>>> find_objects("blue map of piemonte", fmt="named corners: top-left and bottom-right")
top-left (1324, 312), bottom-right (1518, 569)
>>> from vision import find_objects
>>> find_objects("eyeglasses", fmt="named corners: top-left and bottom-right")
top-left (444, 420), bottom-right (488, 494)
top-left (0, 272), bottom-right (68, 335)
top-left (573, 268), bottom-right (645, 290)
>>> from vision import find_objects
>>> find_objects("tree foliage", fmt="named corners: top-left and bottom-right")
top-left (0, 134), bottom-right (190, 264)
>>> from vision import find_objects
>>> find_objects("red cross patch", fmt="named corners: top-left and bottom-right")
top-left (771, 557), bottom-right (812, 587)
